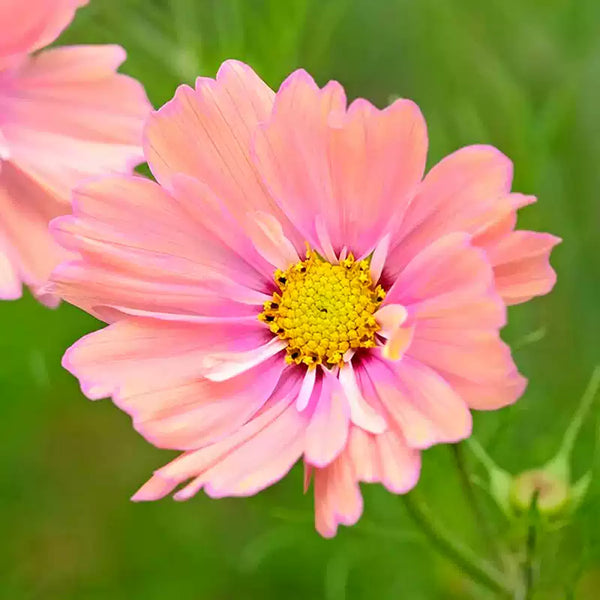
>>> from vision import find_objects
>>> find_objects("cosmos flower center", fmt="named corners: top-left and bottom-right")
top-left (259, 250), bottom-right (386, 368)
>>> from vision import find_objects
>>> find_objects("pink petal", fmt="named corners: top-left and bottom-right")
top-left (169, 174), bottom-right (276, 282)
top-left (0, 0), bottom-right (86, 63)
top-left (0, 238), bottom-right (21, 300)
top-left (201, 338), bottom-right (287, 382)
top-left (485, 231), bottom-right (561, 305)
top-left (385, 233), bottom-right (502, 323)
top-left (366, 356), bottom-right (472, 449)
top-left (245, 211), bottom-right (299, 271)
top-left (304, 371), bottom-right (350, 467)
top-left (389, 232), bottom-right (526, 410)
top-left (0, 162), bottom-right (70, 302)
top-left (143, 60), bottom-right (302, 245)
top-left (296, 366), bottom-right (317, 411)
top-left (386, 145), bottom-right (513, 277)
top-left (338, 362), bottom-right (387, 434)
top-left (369, 234), bottom-right (390, 283)
top-left (133, 369), bottom-right (306, 501)
top-left (313, 450), bottom-right (363, 538)
top-left (58, 175), bottom-right (268, 292)
top-left (374, 429), bottom-right (422, 494)
top-left (253, 71), bottom-right (427, 257)
top-left (50, 175), bottom-right (271, 318)
top-left (311, 424), bottom-right (421, 537)
top-left (375, 304), bottom-right (412, 361)
top-left (1, 45), bottom-right (149, 198)
top-left (408, 327), bottom-right (522, 385)
top-left (62, 316), bottom-right (270, 400)
top-left (119, 356), bottom-right (286, 451)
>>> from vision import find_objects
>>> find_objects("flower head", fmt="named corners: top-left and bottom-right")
top-left (0, 0), bottom-right (151, 304)
top-left (51, 60), bottom-right (559, 537)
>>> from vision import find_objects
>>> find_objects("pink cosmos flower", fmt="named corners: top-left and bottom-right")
top-left (50, 60), bottom-right (559, 537)
top-left (0, 0), bottom-right (151, 304)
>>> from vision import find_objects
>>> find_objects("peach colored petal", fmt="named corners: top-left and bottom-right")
top-left (386, 233), bottom-right (500, 315)
top-left (53, 176), bottom-right (269, 293)
top-left (169, 174), bottom-right (276, 282)
top-left (1, 40), bottom-right (150, 301)
top-left (0, 162), bottom-right (70, 302)
top-left (296, 366), bottom-right (317, 411)
top-left (374, 429), bottom-right (422, 494)
top-left (0, 237), bottom-right (21, 300)
top-left (386, 145), bottom-right (512, 275)
top-left (201, 338), bottom-right (287, 382)
top-left (338, 362), bottom-right (387, 434)
top-left (50, 260), bottom-right (266, 323)
top-left (312, 423), bottom-right (421, 537)
top-left (304, 371), bottom-right (350, 467)
top-left (313, 449), bottom-right (363, 538)
top-left (245, 211), bottom-right (300, 271)
top-left (375, 304), bottom-right (413, 361)
top-left (253, 71), bottom-right (427, 257)
top-left (388, 233), bottom-right (524, 410)
top-left (118, 356), bottom-right (286, 451)
top-left (1, 45), bottom-right (149, 198)
top-left (133, 370), bottom-right (306, 501)
top-left (143, 60), bottom-right (303, 245)
top-left (485, 231), bottom-right (561, 305)
top-left (365, 356), bottom-right (472, 449)
top-left (0, 0), bottom-right (86, 65)
top-left (62, 316), bottom-right (271, 400)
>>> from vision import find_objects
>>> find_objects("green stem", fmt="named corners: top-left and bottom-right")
top-left (560, 365), bottom-right (600, 458)
top-left (523, 492), bottom-right (540, 600)
top-left (451, 444), bottom-right (505, 565)
top-left (401, 492), bottom-right (512, 597)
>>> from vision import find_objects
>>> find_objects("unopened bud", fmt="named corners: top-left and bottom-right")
top-left (510, 469), bottom-right (570, 517)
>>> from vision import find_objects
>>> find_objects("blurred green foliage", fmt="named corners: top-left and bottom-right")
top-left (2, 0), bottom-right (600, 598)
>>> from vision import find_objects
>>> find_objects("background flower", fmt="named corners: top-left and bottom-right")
top-left (0, 0), bottom-right (151, 304)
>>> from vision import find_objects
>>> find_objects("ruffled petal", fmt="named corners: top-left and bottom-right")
top-left (313, 448), bottom-right (363, 538)
top-left (1, 45), bottom-right (149, 197)
top-left (386, 145), bottom-right (512, 275)
top-left (62, 316), bottom-right (271, 400)
top-left (133, 369), bottom-right (307, 500)
top-left (387, 233), bottom-right (525, 410)
top-left (117, 356), bottom-right (286, 451)
top-left (50, 175), bottom-right (271, 319)
top-left (0, 239), bottom-right (21, 300)
top-left (312, 424), bottom-right (420, 537)
top-left (0, 0), bottom-right (86, 64)
top-left (364, 356), bottom-right (472, 449)
top-left (253, 70), bottom-right (427, 257)
top-left (484, 231), bottom-right (561, 305)
top-left (0, 162), bottom-right (69, 303)
top-left (304, 370), bottom-right (350, 467)
top-left (143, 60), bottom-right (302, 246)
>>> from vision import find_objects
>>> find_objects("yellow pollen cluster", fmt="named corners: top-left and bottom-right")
top-left (259, 250), bottom-right (386, 368)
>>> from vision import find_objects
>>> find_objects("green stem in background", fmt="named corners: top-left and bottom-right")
top-left (451, 444), bottom-right (505, 566)
top-left (523, 492), bottom-right (540, 600)
top-left (401, 492), bottom-right (512, 598)
top-left (559, 365), bottom-right (600, 459)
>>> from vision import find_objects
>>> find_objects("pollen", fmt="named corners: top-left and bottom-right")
top-left (259, 250), bottom-right (386, 368)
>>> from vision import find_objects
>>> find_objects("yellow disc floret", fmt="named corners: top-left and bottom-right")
top-left (258, 250), bottom-right (386, 368)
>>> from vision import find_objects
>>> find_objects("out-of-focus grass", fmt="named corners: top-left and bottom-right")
top-left (1, 0), bottom-right (599, 598)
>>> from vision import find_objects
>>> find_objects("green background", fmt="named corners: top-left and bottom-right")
top-left (2, 0), bottom-right (599, 598)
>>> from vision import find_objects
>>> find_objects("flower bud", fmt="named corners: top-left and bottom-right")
top-left (510, 468), bottom-right (570, 517)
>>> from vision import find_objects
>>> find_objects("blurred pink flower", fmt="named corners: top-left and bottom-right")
top-left (51, 60), bottom-right (559, 537)
top-left (0, 0), bottom-right (151, 304)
